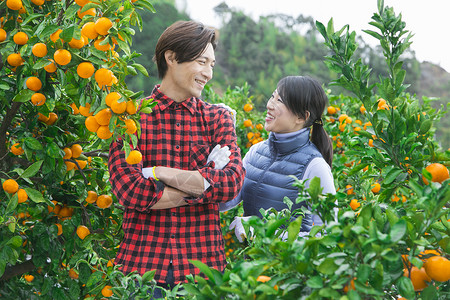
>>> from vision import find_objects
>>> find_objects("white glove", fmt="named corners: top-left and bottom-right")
top-left (207, 144), bottom-right (231, 170)
top-left (215, 103), bottom-right (236, 127)
top-left (142, 167), bottom-right (153, 179)
top-left (229, 216), bottom-right (252, 243)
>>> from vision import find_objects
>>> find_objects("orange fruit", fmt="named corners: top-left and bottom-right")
top-left (243, 119), bottom-right (252, 128)
top-left (17, 189), bottom-right (28, 203)
top-left (327, 106), bottom-right (337, 115)
top-left (7, 0), bottom-right (23, 10)
top-left (31, 93), bottom-right (46, 106)
top-left (423, 163), bottom-right (449, 184)
top-left (95, 68), bottom-right (113, 87)
top-left (105, 92), bottom-right (121, 107)
top-left (70, 103), bottom-right (80, 114)
top-left (126, 150), bottom-right (142, 165)
top-left (94, 38), bottom-right (111, 51)
top-left (368, 139), bottom-right (374, 147)
top-left (111, 99), bottom-right (126, 114)
top-left (32, 43), bottom-right (48, 57)
top-left (11, 143), bottom-right (24, 155)
top-left (44, 60), bottom-right (57, 73)
top-left (0, 28), bottom-right (7, 42)
top-left (65, 161), bottom-right (76, 171)
top-left (343, 278), bottom-right (356, 293)
top-left (126, 101), bottom-right (137, 115)
top-left (125, 119), bottom-right (137, 134)
top-left (26, 77), bottom-right (42, 91)
top-left (77, 8), bottom-right (96, 19)
top-left (38, 113), bottom-right (49, 123)
top-left (76, 225), bottom-right (90, 239)
top-left (7, 53), bottom-right (24, 67)
top-left (255, 123), bottom-right (264, 131)
top-left (97, 194), bottom-right (113, 209)
top-left (85, 191), bottom-right (98, 204)
top-left (71, 144), bottom-right (83, 158)
top-left (101, 285), bottom-right (113, 297)
top-left (349, 199), bottom-right (360, 210)
top-left (107, 259), bottom-right (115, 268)
top-left (74, 0), bottom-right (89, 6)
top-left (94, 108), bottom-right (112, 126)
top-left (68, 268), bottom-right (78, 279)
top-left (23, 274), bottom-right (34, 282)
top-left (79, 103), bottom-right (93, 117)
top-left (31, 0), bottom-right (44, 5)
top-left (81, 22), bottom-right (98, 39)
top-left (360, 105), bottom-right (366, 114)
top-left (97, 125), bottom-right (113, 139)
top-left (58, 206), bottom-right (73, 218)
top-left (13, 32), bottom-right (28, 45)
top-left (256, 275), bottom-right (271, 283)
top-left (346, 184), bottom-right (354, 195)
top-left (54, 49), bottom-right (72, 66)
top-left (50, 29), bottom-right (62, 43)
top-left (55, 223), bottom-right (63, 236)
top-left (95, 17), bottom-right (113, 35)
top-left (77, 62), bottom-right (95, 78)
top-left (3, 179), bottom-right (19, 194)
top-left (63, 147), bottom-right (72, 159)
top-left (85, 116), bottom-right (100, 133)
top-left (76, 159), bottom-right (87, 170)
top-left (424, 256), bottom-right (450, 282)
top-left (68, 37), bottom-right (84, 49)
top-left (45, 112), bottom-right (58, 125)
top-left (243, 103), bottom-right (253, 112)
top-left (371, 182), bottom-right (381, 193)
top-left (404, 267), bottom-right (431, 291)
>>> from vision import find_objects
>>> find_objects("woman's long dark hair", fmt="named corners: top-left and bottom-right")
top-left (277, 76), bottom-right (333, 167)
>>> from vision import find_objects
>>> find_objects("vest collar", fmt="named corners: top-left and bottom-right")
top-left (269, 128), bottom-right (311, 155)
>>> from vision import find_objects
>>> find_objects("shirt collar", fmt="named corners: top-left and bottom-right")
top-left (151, 85), bottom-right (197, 115)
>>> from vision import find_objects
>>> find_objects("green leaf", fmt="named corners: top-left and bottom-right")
top-left (20, 160), bottom-right (43, 179)
top-left (307, 177), bottom-right (322, 200)
top-left (13, 89), bottom-right (34, 103)
top-left (142, 270), bottom-right (156, 283)
top-left (383, 168), bottom-right (403, 185)
top-left (390, 219), bottom-right (406, 243)
top-left (7, 236), bottom-right (23, 248)
top-left (317, 258), bottom-right (338, 275)
top-left (86, 271), bottom-right (103, 287)
top-left (265, 218), bottom-right (286, 238)
top-left (132, 63), bottom-right (149, 77)
top-left (315, 21), bottom-right (328, 40)
top-left (60, 25), bottom-right (76, 42)
top-left (306, 276), bottom-right (323, 288)
top-left (24, 187), bottom-right (52, 206)
top-left (287, 216), bottom-right (302, 244)
top-left (396, 276), bottom-right (415, 299)
top-left (419, 119), bottom-right (432, 134)
top-left (24, 137), bottom-right (43, 151)
top-left (362, 29), bottom-right (383, 40)
top-left (6, 193), bottom-right (19, 215)
top-left (189, 260), bottom-right (215, 284)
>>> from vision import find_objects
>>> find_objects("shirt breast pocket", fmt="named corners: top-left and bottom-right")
top-left (189, 143), bottom-right (210, 169)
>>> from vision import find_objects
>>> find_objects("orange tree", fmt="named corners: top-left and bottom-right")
top-left (0, 0), bottom-right (156, 298)
top-left (180, 1), bottom-right (450, 299)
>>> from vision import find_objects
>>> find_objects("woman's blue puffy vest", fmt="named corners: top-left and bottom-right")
top-left (242, 129), bottom-right (321, 232)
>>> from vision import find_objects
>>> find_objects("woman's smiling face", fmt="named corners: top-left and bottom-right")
top-left (264, 89), bottom-right (306, 133)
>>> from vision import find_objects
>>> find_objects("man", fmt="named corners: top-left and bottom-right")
top-left (108, 20), bottom-right (245, 295)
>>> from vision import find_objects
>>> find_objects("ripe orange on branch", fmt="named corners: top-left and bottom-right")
top-left (126, 150), bottom-right (142, 165)
top-left (423, 163), bottom-right (449, 184)
top-left (77, 62), bottom-right (95, 79)
top-left (105, 92), bottom-right (121, 107)
top-left (26, 77), bottom-right (42, 91)
top-left (95, 17), bottom-right (113, 35)
top-left (404, 267), bottom-right (431, 291)
top-left (76, 225), bottom-right (90, 239)
top-left (3, 179), bottom-right (19, 194)
top-left (95, 108), bottom-right (112, 126)
top-left (0, 28), bottom-right (7, 42)
top-left (71, 144), bottom-right (83, 159)
top-left (97, 194), bottom-right (113, 209)
top-left (95, 68), bottom-right (113, 87)
top-left (10, 143), bottom-right (24, 155)
top-left (32, 43), bottom-right (48, 57)
top-left (85, 116), bottom-right (100, 133)
top-left (54, 49), bottom-right (72, 66)
top-left (81, 22), bottom-right (98, 39)
top-left (7, 0), bottom-right (23, 10)
top-left (424, 255), bottom-right (450, 282)
top-left (31, 93), bottom-right (46, 106)
top-left (7, 53), bottom-right (24, 67)
top-left (13, 32), bottom-right (28, 45)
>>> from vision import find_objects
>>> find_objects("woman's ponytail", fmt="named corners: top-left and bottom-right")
top-left (311, 121), bottom-right (333, 167)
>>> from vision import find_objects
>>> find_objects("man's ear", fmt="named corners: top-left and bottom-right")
top-left (164, 50), bottom-right (175, 66)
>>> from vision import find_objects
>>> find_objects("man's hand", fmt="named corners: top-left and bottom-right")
top-left (207, 144), bottom-right (231, 170)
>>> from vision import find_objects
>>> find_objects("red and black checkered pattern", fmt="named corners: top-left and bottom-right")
top-left (108, 85), bottom-right (245, 284)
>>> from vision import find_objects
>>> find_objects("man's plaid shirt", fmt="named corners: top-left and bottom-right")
top-left (108, 85), bottom-right (245, 284)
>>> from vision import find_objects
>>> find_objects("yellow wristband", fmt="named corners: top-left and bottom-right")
top-left (152, 166), bottom-right (159, 181)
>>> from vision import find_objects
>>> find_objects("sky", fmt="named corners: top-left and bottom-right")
top-left (178, 0), bottom-right (450, 73)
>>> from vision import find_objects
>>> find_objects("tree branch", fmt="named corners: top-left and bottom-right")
top-left (0, 260), bottom-right (35, 281)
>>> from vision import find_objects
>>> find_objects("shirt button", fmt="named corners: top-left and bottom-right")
top-left (171, 234), bottom-right (175, 239)
top-left (175, 145), bottom-right (180, 149)
top-left (172, 212), bottom-right (176, 216)
top-left (176, 123), bottom-right (180, 127)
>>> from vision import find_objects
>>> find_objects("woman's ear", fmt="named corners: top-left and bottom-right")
top-left (303, 111), bottom-right (311, 121)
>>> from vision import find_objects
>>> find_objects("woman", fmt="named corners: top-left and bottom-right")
top-left (221, 75), bottom-right (336, 241)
